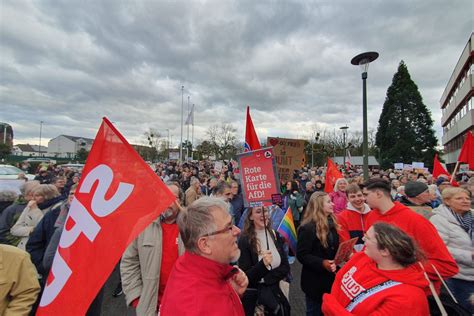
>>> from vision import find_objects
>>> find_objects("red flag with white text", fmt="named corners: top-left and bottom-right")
top-left (37, 118), bottom-right (176, 315)
top-left (324, 158), bottom-right (343, 193)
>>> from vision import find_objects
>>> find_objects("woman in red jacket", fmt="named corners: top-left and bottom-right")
top-left (322, 222), bottom-right (429, 316)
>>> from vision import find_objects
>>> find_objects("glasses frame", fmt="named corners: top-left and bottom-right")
top-left (201, 222), bottom-right (235, 238)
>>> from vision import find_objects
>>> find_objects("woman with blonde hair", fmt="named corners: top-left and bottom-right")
top-left (297, 191), bottom-right (340, 316)
top-left (430, 187), bottom-right (473, 313)
top-left (329, 178), bottom-right (348, 215)
top-left (10, 184), bottom-right (62, 250)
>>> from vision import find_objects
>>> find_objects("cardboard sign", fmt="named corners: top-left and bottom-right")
top-left (267, 137), bottom-right (306, 182)
top-left (334, 237), bottom-right (358, 266)
top-left (237, 147), bottom-right (280, 207)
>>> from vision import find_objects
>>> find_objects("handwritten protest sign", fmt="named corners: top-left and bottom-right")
top-left (237, 147), bottom-right (280, 207)
top-left (267, 137), bottom-right (306, 182)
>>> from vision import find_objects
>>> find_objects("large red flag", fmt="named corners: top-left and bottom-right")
top-left (324, 158), bottom-right (343, 193)
top-left (37, 118), bottom-right (176, 315)
top-left (244, 106), bottom-right (261, 152)
top-left (457, 131), bottom-right (474, 170)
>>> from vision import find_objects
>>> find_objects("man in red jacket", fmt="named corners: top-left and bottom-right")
top-left (362, 179), bottom-right (458, 291)
top-left (160, 197), bottom-right (248, 316)
top-left (338, 183), bottom-right (371, 252)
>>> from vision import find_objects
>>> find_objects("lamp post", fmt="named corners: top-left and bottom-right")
top-left (166, 128), bottom-right (170, 161)
top-left (351, 51), bottom-right (378, 181)
top-left (340, 126), bottom-right (349, 167)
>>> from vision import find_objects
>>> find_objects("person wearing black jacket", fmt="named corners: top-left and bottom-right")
top-left (297, 191), bottom-right (339, 316)
top-left (238, 206), bottom-right (290, 316)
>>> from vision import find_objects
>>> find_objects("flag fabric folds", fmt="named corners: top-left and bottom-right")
top-left (324, 158), bottom-right (343, 193)
top-left (277, 208), bottom-right (297, 254)
top-left (244, 106), bottom-right (261, 152)
top-left (185, 104), bottom-right (194, 125)
top-left (37, 118), bottom-right (176, 315)
top-left (433, 154), bottom-right (459, 186)
top-left (457, 131), bottom-right (474, 170)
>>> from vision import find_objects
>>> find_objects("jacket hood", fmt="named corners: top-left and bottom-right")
top-left (366, 255), bottom-right (428, 289)
top-left (346, 202), bottom-right (371, 214)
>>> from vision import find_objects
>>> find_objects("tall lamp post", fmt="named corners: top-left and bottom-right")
top-left (340, 126), bottom-right (349, 166)
top-left (351, 52), bottom-right (378, 181)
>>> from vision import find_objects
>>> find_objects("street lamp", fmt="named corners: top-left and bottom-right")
top-left (351, 51), bottom-right (378, 180)
top-left (180, 85), bottom-right (184, 163)
top-left (339, 126), bottom-right (349, 167)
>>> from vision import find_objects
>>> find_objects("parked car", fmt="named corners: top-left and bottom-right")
top-left (0, 164), bottom-right (35, 180)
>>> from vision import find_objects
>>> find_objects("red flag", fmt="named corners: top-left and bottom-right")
top-left (324, 158), bottom-right (343, 193)
top-left (457, 131), bottom-right (474, 170)
top-left (37, 118), bottom-right (176, 315)
top-left (433, 154), bottom-right (459, 186)
top-left (432, 154), bottom-right (449, 179)
top-left (244, 106), bottom-right (261, 152)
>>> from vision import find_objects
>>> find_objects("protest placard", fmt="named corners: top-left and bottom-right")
top-left (237, 147), bottom-right (280, 207)
top-left (412, 162), bottom-right (424, 169)
top-left (393, 163), bottom-right (404, 170)
top-left (267, 137), bottom-right (306, 182)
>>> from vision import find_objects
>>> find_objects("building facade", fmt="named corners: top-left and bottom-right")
top-left (12, 144), bottom-right (48, 157)
top-left (48, 135), bottom-right (94, 158)
top-left (440, 33), bottom-right (474, 168)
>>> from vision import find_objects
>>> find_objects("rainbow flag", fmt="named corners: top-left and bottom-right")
top-left (277, 208), bottom-right (297, 253)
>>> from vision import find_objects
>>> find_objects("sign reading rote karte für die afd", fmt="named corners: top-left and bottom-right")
top-left (237, 147), bottom-right (280, 207)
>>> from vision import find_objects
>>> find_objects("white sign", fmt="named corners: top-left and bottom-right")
top-left (394, 163), bottom-right (404, 170)
top-left (412, 162), bottom-right (424, 169)
top-left (403, 164), bottom-right (413, 171)
top-left (214, 161), bottom-right (223, 173)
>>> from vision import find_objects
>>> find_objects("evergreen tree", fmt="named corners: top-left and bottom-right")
top-left (375, 61), bottom-right (438, 169)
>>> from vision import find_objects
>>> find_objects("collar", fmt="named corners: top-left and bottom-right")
top-left (346, 202), bottom-right (371, 214)
top-left (182, 251), bottom-right (235, 280)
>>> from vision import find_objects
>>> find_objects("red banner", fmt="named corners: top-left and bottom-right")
top-left (37, 118), bottom-right (176, 315)
top-left (324, 158), bottom-right (343, 193)
top-left (237, 147), bottom-right (279, 207)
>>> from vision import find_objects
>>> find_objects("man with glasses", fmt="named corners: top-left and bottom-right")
top-left (121, 182), bottom-right (185, 315)
top-left (160, 197), bottom-right (248, 316)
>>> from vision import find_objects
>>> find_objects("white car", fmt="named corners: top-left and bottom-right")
top-left (0, 164), bottom-right (35, 180)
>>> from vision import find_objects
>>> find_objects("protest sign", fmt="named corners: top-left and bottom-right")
top-left (267, 137), bottom-right (306, 182)
top-left (37, 118), bottom-right (176, 315)
top-left (214, 161), bottom-right (223, 173)
top-left (412, 162), bottom-right (424, 169)
top-left (403, 164), bottom-right (413, 171)
top-left (334, 237), bottom-right (358, 266)
top-left (393, 163), bottom-right (404, 170)
top-left (237, 147), bottom-right (280, 207)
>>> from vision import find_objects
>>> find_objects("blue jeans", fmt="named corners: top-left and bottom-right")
top-left (446, 278), bottom-right (473, 314)
top-left (305, 296), bottom-right (322, 316)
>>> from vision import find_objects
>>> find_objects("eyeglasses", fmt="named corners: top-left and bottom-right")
top-left (201, 223), bottom-right (235, 237)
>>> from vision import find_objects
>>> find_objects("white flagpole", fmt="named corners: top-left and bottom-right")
top-left (187, 95), bottom-right (190, 161)
top-left (180, 86), bottom-right (184, 162)
top-left (191, 104), bottom-right (195, 160)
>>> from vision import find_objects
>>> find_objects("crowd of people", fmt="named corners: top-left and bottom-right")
top-left (0, 159), bottom-right (472, 315)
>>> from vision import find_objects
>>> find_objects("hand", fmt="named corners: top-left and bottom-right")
top-left (323, 259), bottom-right (336, 273)
top-left (27, 200), bottom-right (37, 209)
top-left (261, 250), bottom-right (273, 267)
top-left (229, 267), bottom-right (248, 296)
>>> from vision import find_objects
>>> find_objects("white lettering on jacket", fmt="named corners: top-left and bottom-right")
top-left (341, 267), bottom-right (366, 299)
top-left (40, 164), bottom-right (134, 307)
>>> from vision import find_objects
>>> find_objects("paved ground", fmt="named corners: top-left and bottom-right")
top-left (101, 260), bottom-right (307, 316)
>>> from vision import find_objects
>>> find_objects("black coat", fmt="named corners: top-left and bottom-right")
top-left (238, 229), bottom-right (290, 288)
top-left (296, 220), bottom-right (339, 302)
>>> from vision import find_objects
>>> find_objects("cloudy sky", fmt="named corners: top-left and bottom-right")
top-left (1, 0), bottom-right (472, 149)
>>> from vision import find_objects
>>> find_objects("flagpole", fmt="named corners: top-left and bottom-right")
top-left (187, 95), bottom-right (190, 161)
top-left (180, 85), bottom-right (184, 163)
top-left (191, 104), bottom-right (195, 160)
top-left (450, 161), bottom-right (460, 184)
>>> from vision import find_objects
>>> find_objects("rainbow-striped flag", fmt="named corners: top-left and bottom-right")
top-left (277, 208), bottom-right (297, 253)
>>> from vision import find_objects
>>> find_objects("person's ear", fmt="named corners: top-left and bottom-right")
top-left (197, 237), bottom-right (212, 255)
top-left (379, 248), bottom-right (390, 257)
